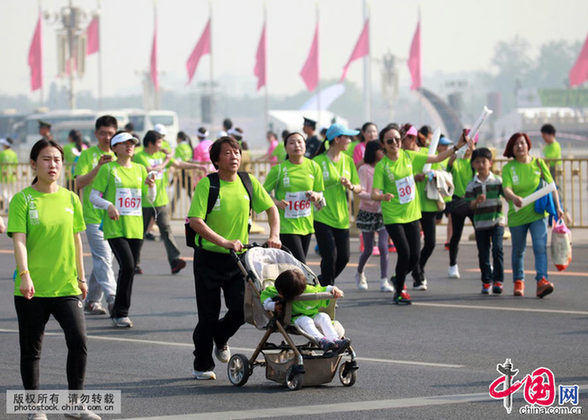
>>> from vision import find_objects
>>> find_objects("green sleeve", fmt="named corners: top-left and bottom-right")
top-left (538, 159), bottom-right (553, 184)
top-left (312, 160), bottom-right (324, 192)
top-left (7, 192), bottom-right (27, 236)
top-left (133, 152), bottom-right (149, 168)
top-left (263, 164), bottom-right (279, 194)
top-left (372, 161), bottom-right (384, 191)
top-left (502, 163), bottom-right (513, 189)
top-left (251, 175), bottom-right (275, 214)
top-left (187, 177), bottom-right (210, 219)
top-left (92, 164), bottom-right (109, 193)
top-left (72, 192), bottom-right (86, 233)
top-left (260, 286), bottom-right (278, 303)
top-left (348, 156), bottom-right (359, 185)
top-left (74, 150), bottom-right (90, 177)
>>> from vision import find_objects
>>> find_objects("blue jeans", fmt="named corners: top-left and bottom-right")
top-left (85, 223), bottom-right (116, 303)
top-left (509, 218), bottom-right (548, 283)
top-left (475, 225), bottom-right (504, 284)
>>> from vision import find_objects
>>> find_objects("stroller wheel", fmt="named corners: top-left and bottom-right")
top-left (227, 354), bottom-right (250, 386)
top-left (285, 365), bottom-right (303, 391)
top-left (339, 362), bottom-right (357, 387)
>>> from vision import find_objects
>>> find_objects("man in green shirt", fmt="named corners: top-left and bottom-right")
top-left (540, 123), bottom-right (562, 181)
top-left (74, 115), bottom-right (118, 316)
top-left (187, 136), bottom-right (280, 380)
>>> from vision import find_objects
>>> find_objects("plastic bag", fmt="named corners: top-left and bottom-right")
top-left (551, 220), bottom-right (572, 271)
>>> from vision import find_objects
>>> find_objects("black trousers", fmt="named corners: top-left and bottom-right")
top-left (413, 211), bottom-right (437, 282)
top-left (313, 221), bottom-right (350, 286)
top-left (192, 248), bottom-right (245, 372)
top-left (449, 205), bottom-right (474, 266)
top-left (385, 221), bottom-right (421, 292)
top-left (14, 295), bottom-right (87, 390)
top-left (280, 233), bottom-right (312, 264)
top-left (108, 237), bottom-right (143, 318)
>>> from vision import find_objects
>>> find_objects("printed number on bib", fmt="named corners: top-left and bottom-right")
top-left (115, 188), bottom-right (142, 216)
top-left (284, 191), bottom-right (311, 219)
top-left (395, 176), bottom-right (415, 204)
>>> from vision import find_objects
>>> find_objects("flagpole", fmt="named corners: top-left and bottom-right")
top-left (263, 2), bottom-right (268, 133)
top-left (209, 0), bottom-right (214, 128)
top-left (38, 0), bottom-right (44, 106)
top-left (418, 8), bottom-right (422, 125)
top-left (153, 0), bottom-right (159, 109)
top-left (363, 0), bottom-right (371, 121)
top-left (316, 2), bottom-right (321, 129)
top-left (97, 0), bottom-right (102, 109)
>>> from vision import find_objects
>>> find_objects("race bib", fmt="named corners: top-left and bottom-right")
top-left (115, 188), bottom-right (142, 216)
top-left (396, 176), bottom-right (415, 204)
top-left (284, 191), bottom-right (312, 219)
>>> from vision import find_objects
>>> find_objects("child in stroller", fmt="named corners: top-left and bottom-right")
top-left (260, 269), bottom-right (351, 354)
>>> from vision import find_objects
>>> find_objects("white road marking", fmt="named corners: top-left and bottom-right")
top-left (0, 328), bottom-right (462, 368)
top-left (121, 385), bottom-right (588, 419)
top-left (412, 302), bottom-right (588, 315)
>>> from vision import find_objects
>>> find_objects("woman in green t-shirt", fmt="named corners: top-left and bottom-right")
top-left (501, 132), bottom-right (563, 299)
top-left (63, 129), bottom-right (86, 190)
top-left (90, 131), bottom-right (156, 328)
top-left (372, 125), bottom-right (467, 304)
top-left (7, 140), bottom-right (98, 416)
top-left (312, 123), bottom-right (362, 286)
top-left (263, 132), bottom-right (325, 263)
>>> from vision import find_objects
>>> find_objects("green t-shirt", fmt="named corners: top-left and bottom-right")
top-left (175, 142), bottom-right (193, 162)
top-left (133, 150), bottom-right (174, 207)
top-left (312, 152), bottom-right (359, 229)
top-left (372, 150), bottom-right (428, 224)
top-left (7, 186), bottom-right (85, 297)
top-left (450, 158), bottom-right (474, 198)
top-left (63, 143), bottom-right (83, 180)
top-left (0, 148), bottom-right (18, 183)
top-left (92, 161), bottom-right (148, 239)
top-left (260, 284), bottom-right (330, 321)
top-left (74, 146), bottom-right (115, 224)
top-left (187, 174), bottom-right (274, 254)
top-left (543, 141), bottom-right (562, 168)
top-left (345, 140), bottom-right (359, 157)
top-left (271, 142), bottom-right (287, 163)
top-left (412, 147), bottom-right (443, 213)
top-left (502, 157), bottom-right (553, 227)
top-left (263, 158), bottom-right (324, 235)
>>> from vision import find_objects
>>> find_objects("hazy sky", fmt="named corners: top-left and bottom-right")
top-left (2, 0), bottom-right (587, 101)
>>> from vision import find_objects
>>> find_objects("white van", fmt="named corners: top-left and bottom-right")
top-left (127, 110), bottom-right (179, 149)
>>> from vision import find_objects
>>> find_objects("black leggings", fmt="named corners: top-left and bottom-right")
top-left (314, 221), bottom-right (350, 286)
top-left (280, 233), bottom-right (312, 263)
top-left (449, 209), bottom-right (474, 266)
top-left (14, 295), bottom-right (87, 390)
top-left (108, 237), bottom-right (143, 318)
top-left (385, 221), bottom-right (421, 292)
top-left (413, 211), bottom-right (437, 282)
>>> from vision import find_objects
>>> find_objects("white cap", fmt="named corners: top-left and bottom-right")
top-left (0, 138), bottom-right (10, 147)
top-left (154, 124), bottom-right (167, 136)
top-left (111, 132), bottom-right (139, 147)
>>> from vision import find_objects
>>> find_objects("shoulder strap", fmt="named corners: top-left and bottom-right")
top-left (205, 172), bottom-right (220, 216)
top-left (535, 158), bottom-right (546, 181)
top-left (237, 172), bottom-right (254, 211)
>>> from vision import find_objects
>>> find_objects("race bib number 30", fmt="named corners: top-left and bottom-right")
top-left (395, 176), bottom-right (415, 204)
top-left (284, 191), bottom-right (311, 219)
top-left (115, 188), bottom-right (142, 216)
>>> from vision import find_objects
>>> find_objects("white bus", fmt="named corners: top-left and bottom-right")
top-left (127, 110), bottom-right (179, 149)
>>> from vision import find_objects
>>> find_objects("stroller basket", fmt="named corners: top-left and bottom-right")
top-left (265, 352), bottom-right (342, 386)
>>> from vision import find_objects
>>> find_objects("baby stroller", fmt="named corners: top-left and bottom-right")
top-left (227, 244), bottom-right (358, 390)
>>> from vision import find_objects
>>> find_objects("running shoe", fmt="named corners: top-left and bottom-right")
top-left (112, 317), bottom-right (133, 328)
top-left (536, 278), bottom-right (554, 298)
top-left (448, 264), bottom-right (460, 279)
top-left (214, 343), bottom-right (230, 363)
top-left (134, 266), bottom-right (143, 275)
top-left (319, 338), bottom-right (335, 353)
top-left (171, 258), bottom-right (187, 274)
top-left (413, 278), bottom-right (428, 291)
top-left (145, 232), bottom-right (156, 241)
top-left (83, 301), bottom-right (107, 315)
top-left (334, 338), bottom-right (352, 354)
top-left (192, 369), bottom-right (216, 380)
top-left (64, 409), bottom-right (102, 419)
top-left (513, 280), bottom-right (525, 297)
top-left (393, 291), bottom-right (412, 305)
top-left (355, 272), bottom-right (368, 291)
top-left (444, 242), bottom-right (450, 251)
top-left (380, 278), bottom-right (394, 293)
top-left (481, 283), bottom-right (491, 294)
top-left (492, 282), bottom-right (503, 295)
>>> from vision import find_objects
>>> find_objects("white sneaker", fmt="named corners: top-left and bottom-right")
top-left (380, 278), bottom-right (394, 293)
top-left (448, 265), bottom-right (460, 279)
top-left (27, 414), bottom-right (47, 420)
top-left (414, 278), bottom-right (428, 291)
top-left (64, 409), bottom-right (101, 420)
top-left (214, 343), bottom-right (230, 363)
top-left (355, 272), bottom-right (368, 291)
top-left (192, 369), bottom-right (216, 380)
top-left (83, 301), bottom-right (107, 315)
top-left (112, 317), bottom-right (133, 328)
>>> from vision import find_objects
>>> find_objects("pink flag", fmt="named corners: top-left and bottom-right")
top-left (300, 24), bottom-right (319, 92)
top-left (408, 20), bottom-right (421, 90)
top-left (28, 14), bottom-right (43, 92)
top-left (151, 20), bottom-right (158, 91)
top-left (186, 19), bottom-right (211, 85)
top-left (254, 22), bottom-right (266, 90)
top-left (86, 16), bottom-right (99, 55)
top-left (570, 34), bottom-right (588, 87)
top-left (340, 19), bottom-right (369, 82)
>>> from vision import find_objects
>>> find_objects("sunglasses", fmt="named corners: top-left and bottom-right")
top-left (386, 137), bottom-right (401, 145)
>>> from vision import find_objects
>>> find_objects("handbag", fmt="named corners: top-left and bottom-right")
top-left (533, 159), bottom-right (558, 219)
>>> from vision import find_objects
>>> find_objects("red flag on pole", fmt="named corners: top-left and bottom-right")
top-left (340, 19), bottom-right (369, 82)
top-left (28, 14), bottom-right (43, 92)
top-left (186, 19), bottom-right (211, 85)
top-left (254, 22), bottom-right (266, 90)
top-left (151, 20), bottom-right (158, 91)
top-left (86, 16), bottom-right (99, 55)
top-left (570, 34), bottom-right (588, 87)
top-left (300, 24), bottom-right (319, 92)
top-left (408, 19), bottom-right (421, 90)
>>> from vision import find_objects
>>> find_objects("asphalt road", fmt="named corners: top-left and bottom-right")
top-left (1, 225), bottom-right (587, 420)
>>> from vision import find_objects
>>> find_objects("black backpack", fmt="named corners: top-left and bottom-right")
top-left (185, 172), bottom-right (254, 248)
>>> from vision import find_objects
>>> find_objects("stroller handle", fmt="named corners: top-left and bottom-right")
top-left (294, 292), bottom-right (337, 301)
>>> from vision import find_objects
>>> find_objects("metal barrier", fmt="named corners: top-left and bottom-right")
top-left (2, 158), bottom-right (587, 227)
